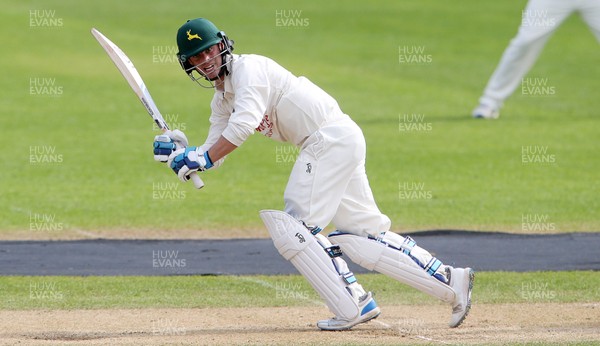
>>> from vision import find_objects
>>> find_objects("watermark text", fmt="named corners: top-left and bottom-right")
top-left (399, 45), bottom-right (432, 64)
top-left (29, 9), bottom-right (63, 27)
top-left (399, 182), bottom-right (432, 200)
top-left (275, 9), bottom-right (310, 27)
top-left (399, 113), bottom-right (432, 132)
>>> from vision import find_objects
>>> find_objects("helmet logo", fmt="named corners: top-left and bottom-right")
top-left (186, 30), bottom-right (202, 41)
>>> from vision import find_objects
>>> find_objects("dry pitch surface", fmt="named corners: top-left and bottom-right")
top-left (1, 303), bottom-right (599, 345)
top-left (2, 230), bottom-right (598, 345)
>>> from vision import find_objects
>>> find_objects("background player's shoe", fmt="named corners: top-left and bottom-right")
top-left (472, 104), bottom-right (500, 119)
top-left (447, 267), bottom-right (474, 328)
top-left (317, 292), bottom-right (381, 331)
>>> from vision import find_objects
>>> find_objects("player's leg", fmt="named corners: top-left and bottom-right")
top-left (330, 163), bottom-right (392, 237)
top-left (275, 120), bottom-right (380, 330)
top-left (260, 210), bottom-right (380, 331)
top-left (473, 0), bottom-right (575, 118)
top-left (332, 163), bottom-right (452, 285)
top-left (330, 166), bottom-right (474, 327)
top-left (283, 118), bottom-right (366, 230)
top-left (578, 0), bottom-right (600, 42)
top-left (330, 230), bottom-right (474, 327)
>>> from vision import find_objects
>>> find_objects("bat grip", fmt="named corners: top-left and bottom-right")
top-left (190, 172), bottom-right (204, 189)
top-left (160, 128), bottom-right (204, 189)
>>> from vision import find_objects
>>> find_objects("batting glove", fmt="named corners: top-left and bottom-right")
top-left (153, 135), bottom-right (176, 162)
top-left (167, 147), bottom-right (214, 183)
top-left (152, 129), bottom-right (189, 162)
top-left (164, 129), bottom-right (188, 147)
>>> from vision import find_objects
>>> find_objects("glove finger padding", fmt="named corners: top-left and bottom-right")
top-left (153, 135), bottom-right (176, 162)
top-left (178, 149), bottom-right (202, 182)
top-left (168, 147), bottom-right (213, 183)
top-left (168, 147), bottom-right (198, 183)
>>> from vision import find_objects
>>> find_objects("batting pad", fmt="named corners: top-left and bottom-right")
top-left (330, 231), bottom-right (456, 303)
top-left (259, 210), bottom-right (361, 320)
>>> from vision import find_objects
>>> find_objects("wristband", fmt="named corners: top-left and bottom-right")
top-left (203, 151), bottom-right (214, 169)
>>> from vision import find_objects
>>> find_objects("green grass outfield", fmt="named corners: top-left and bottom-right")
top-left (1, 3), bottom-right (598, 345)
top-left (2, 272), bottom-right (599, 310)
top-left (1, 0), bottom-right (598, 235)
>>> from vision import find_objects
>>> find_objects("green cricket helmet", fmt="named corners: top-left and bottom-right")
top-left (176, 18), bottom-right (234, 87)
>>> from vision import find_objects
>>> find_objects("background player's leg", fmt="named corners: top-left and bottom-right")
top-left (579, 0), bottom-right (600, 42)
top-left (474, 0), bottom-right (575, 117)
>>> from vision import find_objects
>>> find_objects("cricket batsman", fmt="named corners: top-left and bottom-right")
top-left (154, 18), bottom-right (474, 330)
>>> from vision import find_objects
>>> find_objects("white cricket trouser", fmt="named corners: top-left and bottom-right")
top-left (283, 118), bottom-right (391, 236)
top-left (479, 0), bottom-right (600, 108)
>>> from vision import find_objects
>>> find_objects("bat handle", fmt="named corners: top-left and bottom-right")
top-left (190, 172), bottom-right (204, 189)
top-left (161, 129), bottom-right (203, 189)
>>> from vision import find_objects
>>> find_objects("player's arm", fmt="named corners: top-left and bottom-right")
top-left (207, 135), bottom-right (237, 163)
top-left (165, 60), bottom-right (268, 182)
top-left (164, 134), bottom-right (237, 183)
top-left (158, 103), bottom-right (234, 182)
top-left (165, 134), bottom-right (230, 182)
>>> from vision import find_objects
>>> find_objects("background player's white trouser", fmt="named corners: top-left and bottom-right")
top-left (260, 210), bottom-right (368, 321)
top-left (479, 0), bottom-right (600, 109)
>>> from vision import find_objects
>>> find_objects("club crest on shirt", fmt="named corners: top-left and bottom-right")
top-left (255, 114), bottom-right (274, 137)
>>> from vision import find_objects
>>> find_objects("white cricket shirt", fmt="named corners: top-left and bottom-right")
top-left (204, 54), bottom-right (349, 149)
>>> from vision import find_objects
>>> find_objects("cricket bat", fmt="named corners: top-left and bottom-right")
top-left (91, 28), bottom-right (204, 189)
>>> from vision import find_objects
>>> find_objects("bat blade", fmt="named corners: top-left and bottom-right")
top-left (91, 28), bottom-right (204, 189)
top-left (91, 28), bottom-right (169, 130)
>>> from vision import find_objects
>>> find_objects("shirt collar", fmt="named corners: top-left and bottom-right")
top-left (219, 54), bottom-right (239, 96)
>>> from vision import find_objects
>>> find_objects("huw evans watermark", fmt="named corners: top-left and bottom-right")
top-left (399, 114), bottom-right (433, 132)
top-left (521, 213), bottom-right (555, 232)
top-left (29, 281), bottom-right (64, 300)
top-left (152, 182), bottom-right (186, 200)
top-left (152, 113), bottom-right (186, 131)
top-left (397, 317), bottom-right (425, 335)
top-left (29, 9), bottom-right (63, 27)
top-left (520, 281), bottom-right (556, 301)
top-left (275, 145), bottom-right (300, 165)
top-left (152, 45), bottom-right (178, 64)
top-left (274, 282), bottom-right (309, 300)
top-left (522, 9), bottom-right (556, 28)
top-left (29, 145), bottom-right (63, 164)
top-left (275, 9), bottom-right (310, 27)
top-left (29, 77), bottom-right (63, 97)
top-left (152, 250), bottom-right (187, 268)
top-left (521, 145), bottom-right (556, 164)
top-left (399, 182), bottom-right (432, 200)
top-left (29, 212), bottom-right (64, 232)
top-left (521, 77), bottom-right (555, 96)
top-left (151, 318), bottom-right (186, 336)
top-left (399, 45), bottom-right (432, 64)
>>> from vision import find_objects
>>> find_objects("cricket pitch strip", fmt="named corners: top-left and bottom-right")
top-left (1, 303), bottom-right (598, 345)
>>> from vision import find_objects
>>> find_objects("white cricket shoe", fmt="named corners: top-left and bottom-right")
top-left (317, 292), bottom-right (381, 331)
top-left (448, 267), bottom-right (474, 328)
top-left (472, 104), bottom-right (499, 119)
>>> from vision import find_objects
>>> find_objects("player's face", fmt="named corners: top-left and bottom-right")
top-left (188, 43), bottom-right (222, 80)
